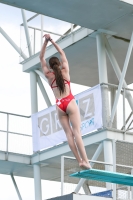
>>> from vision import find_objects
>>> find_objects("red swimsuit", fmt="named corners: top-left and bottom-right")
top-left (51, 77), bottom-right (75, 113)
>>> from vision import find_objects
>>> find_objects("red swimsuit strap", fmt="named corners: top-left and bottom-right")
top-left (51, 78), bottom-right (70, 89)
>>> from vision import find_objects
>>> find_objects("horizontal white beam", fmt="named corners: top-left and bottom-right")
top-left (0, 151), bottom-right (30, 164)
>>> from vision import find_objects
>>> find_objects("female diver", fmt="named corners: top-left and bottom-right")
top-left (39, 34), bottom-right (91, 169)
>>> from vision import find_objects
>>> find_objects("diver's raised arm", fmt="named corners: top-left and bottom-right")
top-left (39, 38), bottom-right (50, 77)
top-left (44, 34), bottom-right (69, 71)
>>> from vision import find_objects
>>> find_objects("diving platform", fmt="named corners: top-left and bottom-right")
top-left (70, 169), bottom-right (133, 186)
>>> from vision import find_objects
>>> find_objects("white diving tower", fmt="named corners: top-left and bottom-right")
top-left (0, 1), bottom-right (133, 200)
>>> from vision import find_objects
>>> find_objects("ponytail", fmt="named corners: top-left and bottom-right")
top-left (49, 57), bottom-right (65, 95)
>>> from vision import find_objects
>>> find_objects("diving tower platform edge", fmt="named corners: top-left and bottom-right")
top-left (70, 169), bottom-right (133, 186)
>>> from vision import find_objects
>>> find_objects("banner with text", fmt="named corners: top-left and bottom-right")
top-left (32, 84), bottom-right (102, 151)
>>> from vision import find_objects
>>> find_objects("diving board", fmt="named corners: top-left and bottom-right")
top-left (70, 169), bottom-right (133, 186)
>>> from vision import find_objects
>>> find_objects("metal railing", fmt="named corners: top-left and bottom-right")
top-left (0, 111), bottom-right (32, 155)
top-left (101, 82), bottom-right (133, 139)
top-left (20, 13), bottom-right (79, 59)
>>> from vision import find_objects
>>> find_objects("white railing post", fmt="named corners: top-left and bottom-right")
top-left (34, 28), bottom-right (36, 54)
top-left (61, 156), bottom-right (64, 196)
top-left (6, 113), bottom-right (9, 160)
top-left (41, 15), bottom-right (44, 47)
top-left (123, 88), bottom-right (126, 140)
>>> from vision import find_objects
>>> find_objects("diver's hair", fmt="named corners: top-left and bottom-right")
top-left (49, 57), bottom-right (65, 95)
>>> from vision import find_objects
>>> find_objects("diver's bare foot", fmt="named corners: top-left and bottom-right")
top-left (79, 161), bottom-right (91, 170)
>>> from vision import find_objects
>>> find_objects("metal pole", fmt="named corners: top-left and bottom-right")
top-left (61, 156), bottom-right (64, 196)
top-left (110, 87), bottom-right (117, 128)
top-left (71, 24), bottom-right (74, 43)
top-left (6, 114), bottom-right (9, 160)
top-left (11, 174), bottom-right (23, 200)
top-left (30, 71), bottom-right (42, 200)
top-left (35, 70), bottom-right (48, 83)
top-left (30, 71), bottom-right (38, 113)
top-left (112, 140), bottom-right (116, 200)
top-left (128, 187), bottom-right (131, 200)
top-left (41, 15), bottom-right (44, 47)
top-left (105, 36), bottom-right (133, 113)
top-left (37, 75), bottom-right (52, 107)
top-left (96, 33), bottom-right (109, 127)
top-left (123, 88), bottom-right (126, 140)
top-left (0, 27), bottom-right (27, 60)
top-left (110, 30), bottom-right (133, 125)
top-left (74, 142), bottom-right (103, 193)
top-left (34, 29), bottom-right (36, 54)
top-left (131, 169), bottom-right (133, 200)
top-left (103, 140), bottom-right (113, 190)
top-left (21, 9), bottom-right (33, 56)
top-left (33, 164), bottom-right (42, 200)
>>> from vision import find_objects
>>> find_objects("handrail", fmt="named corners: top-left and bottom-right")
top-left (0, 111), bottom-right (31, 118)
top-left (101, 82), bottom-right (133, 92)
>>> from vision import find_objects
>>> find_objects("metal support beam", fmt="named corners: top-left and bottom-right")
top-left (104, 140), bottom-right (113, 190)
top-left (33, 164), bottom-right (42, 200)
top-left (74, 142), bottom-right (103, 193)
top-left (30, 71), bottom-right (42, 200)
top-left (109, 30), bottom-right (133, 125)
top-left (30, 71), bottom-right (38, 114)
top-left (20, 14), bottom-right (39, 26)
top-left (11, 174), bottom-right (22, 200)
top-left (82, 182), bottom-right (91, 195)
top-left (123, 89), bottom-right (126, 140)
top-left (61, 156), bottom-right (64, 196)
top-left (34, 29), bottom-right (36, 54)
top-left (6, 113), bottom-right (9, 160)
top-left (71, 24), bottom-right (74, 43)
top-left (37, 75), bottom-right (52, 107)
top-left (105, 36), bottom-right (133, 114)
top-left (35, 70), bottom-right (48, 83)
top-left (110, 88), bottom-right (117, 128)
top-left (131, 169), bottom-right (133, 200)
top-left (41, 15), bottom-right (44, 47)
top-left (0, 27), bottom-right (27, 60)
top-left (96, 33), bottom-right (109, 127)
top-left (112, 140), bottom-right (116, 200)
top-left (21, 9), bottom-right (33, 57)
